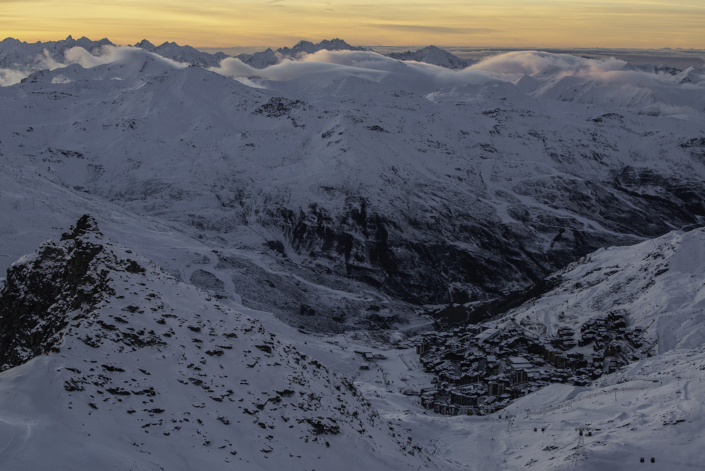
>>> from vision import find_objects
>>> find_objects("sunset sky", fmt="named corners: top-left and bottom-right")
top-left (2, 0), bottom-right (704, 49)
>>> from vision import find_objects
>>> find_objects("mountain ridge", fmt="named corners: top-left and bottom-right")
top-left (0, 215), bottom-right (439, 470)
top-left (385, 45), bottom-right (471, 69)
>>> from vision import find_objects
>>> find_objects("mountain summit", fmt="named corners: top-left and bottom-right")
top-left (386, 45), bottom-right (471, 69)
top-left (237, 38), bottom-right (371, 69)
top-left (133, 39), bottom-right (227, 67)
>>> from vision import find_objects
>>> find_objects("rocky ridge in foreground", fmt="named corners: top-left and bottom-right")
top-left (0, 216), bottom-right (437, 471)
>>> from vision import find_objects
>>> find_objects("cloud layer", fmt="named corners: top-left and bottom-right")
top-left (0, 45), bottom-right (188, 86)
top-left (1, 44), bottom-right (703, 116)
top-left (209, 49), bottom-right (499, 94)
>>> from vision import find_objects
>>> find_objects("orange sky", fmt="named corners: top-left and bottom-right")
top-left (2, 0), bottom-right (704, 49)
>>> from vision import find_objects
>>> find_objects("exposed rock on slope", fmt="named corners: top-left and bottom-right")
top-left (0, 216), bottom-right (437, 470)
top-left (0, 215), bottom-right (126, 370)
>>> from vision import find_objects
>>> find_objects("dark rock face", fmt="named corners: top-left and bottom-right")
top-left (0, 215), bottom-right (119, 370)
top-left (613, 167), bottom-right (705, 223)
top-left (265, 189), bottom-right (661, 305)
top-left (432, 277), bottom-right (562, 328)
top-left (253, 97), bottom-right (305, 118)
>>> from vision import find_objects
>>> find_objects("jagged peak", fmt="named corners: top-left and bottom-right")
top-left (134, 39), bottom-right (156, 50)
top-left (280, 38), bottom-right (369, 56)
top-left (60, 214), bottom-right (102, 241)
top-left (316, 38), bottom-right (364, 49)
top-left (292, 40), bottom-right (315, 48)
top-left (0, 215), bottom-right (148, 371)
top-left (385, 45), bottom-right (470, 69)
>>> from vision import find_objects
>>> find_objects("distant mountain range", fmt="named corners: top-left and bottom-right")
top-left (1, 36), bottom-right (473, 73)
top-left (0, 35), bottom-right (113, 69)
top-left (133, 38), bottom-right (228, 67)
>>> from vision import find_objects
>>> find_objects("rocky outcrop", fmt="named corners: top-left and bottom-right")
top-left (0, 216), bottom-right (436, 471)
top-left (0, 215), bottom-right (142, 370)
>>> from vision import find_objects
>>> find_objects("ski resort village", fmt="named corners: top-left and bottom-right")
top-left (322, 300), bottom-right (662, 419)
top-left (412, 311), bottom-right (642, 416)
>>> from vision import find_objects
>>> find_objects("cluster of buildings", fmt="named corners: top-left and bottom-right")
top-left (411, 311), bottom-right (644, 416)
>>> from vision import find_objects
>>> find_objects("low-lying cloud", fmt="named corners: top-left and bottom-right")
top-left (206, 49), bottom-right (705, 114)
top-left (0, 68), bottom-right (27, 87)
top-left (464, 50), bottom-right (705, 115)
top-left (0, 45), bottom-right (188, 86)
top-left (209, 49), bottom-right (499, 93)
top-left (470, 51), bottom-right (625, 76)
top-left (470, 50), bottom-right (704, 87)
top-left (2, 43), bottom-right (703, 116)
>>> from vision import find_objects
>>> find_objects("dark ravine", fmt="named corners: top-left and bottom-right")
top-left (262, 174), bottom-right (704, 308)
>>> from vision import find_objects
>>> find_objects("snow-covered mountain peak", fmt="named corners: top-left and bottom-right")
top-left (133, 40), bottom-right (228, 67)
top-left (386, 45), bottom-right (471, 69)
top-left (673, 66), bottom-right (705, 84)
top-left (134, 39), bottom-right (156, 51)
top-left (236, 38), bottom-right (370, 70)
top-left (287, 38), bottom-right (370, 55)
top-left (0, 35), bottom-right (114, 76)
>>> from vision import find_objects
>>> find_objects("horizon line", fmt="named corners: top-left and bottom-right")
top-left (4, 36), bottom-right (705, 55)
